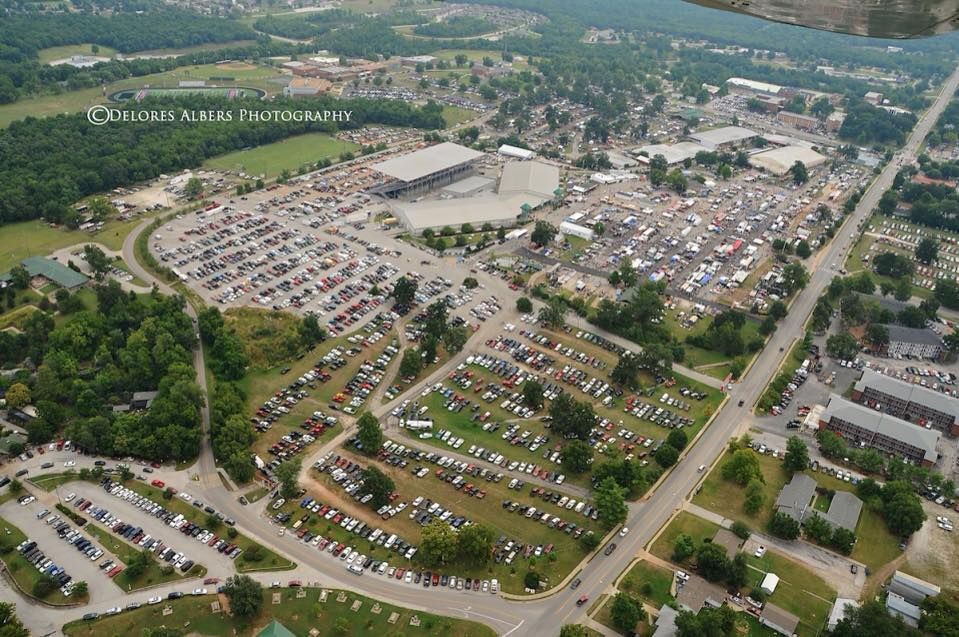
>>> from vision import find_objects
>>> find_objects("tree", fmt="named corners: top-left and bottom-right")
top-left (610, 592), bottom-right (646, 632)
top-left (878, 189), bottom-right (900, 215)
top-left (768, 511), bottom-right (800, 539)
top-left (420, 519), bottom-right (458, 566)
top-left (530, 220), bottom-right (556, 247)
top-left (827, 333), bottom-right (860, 359)
top-left (559, 626), bottom-right (589, 637)
top-left (789, 160), bottom-right (808, 185)
top-left (640, 341), bottom-right (674, 378)
top-left (222, 575), bottom-right (263, 619)
top-left (935, 279), bottom-right (959, 309)
top-left (4, 383), bottom-right (30, 409)
top-left (916, 237), bottom-right (939, 265)
top-left (673, 533), bottom-right (696, 561)
top-left (695, 542), bottom-right (729, 582)
top-left (357, 412), bottom-right (383, 454)
top-left (71, 581), bottom-right (88, 596)
top-left (611, 352), bottom-right (642, 390)
top-left (32, 575), bottom-right (56, 598)
top-left (561, 440), bottom-right (592, 474)
top-left (9, 266), bottom-right (29, 290)
top-left (830, 527), bottom-right (856, 555)
top-left (743, 478), bottom-right (765, 514)
top-left (516, 297), bottom-right (532, 313)
top-left (804, 513), bottom-right (833, 544)
top-left (442, 325), bottom-right (469, 354)
top-left (0, 602), bottom-right (29, 637)
top-left (184, 176), bottom-right (204, 199)
top-left (298, 314), bottom-right (325, 348)
top-left (782, 262), bottom-right (809, 294)
top-left (522, 380), bottom-right (544, 410)
top-left (796, 240), bottom-right (811, 259)
top-left (594, 477), bottom-right (627, 528)
top-left (399, 349), bottom-right (422, 379)
top-left (865, 324), bottom-right (889, 348)
top-left (82, 244), bottom-right (111, 281)
top-left (783, 436), bottom-right (809, 472)
top-left (462, 277), bottom-right (478, 290)
top-left (457, 523), bottom-right (495, 565)
top-left (361, 466), bottom-right (394, 509)
top-left (667, 429), bottom-right (688, 451)
top-left (549, 393), bottom-right (594, 440)
top-left (721, 449), bottom-right (763, 485)
top-left (921, 596), bottom-right (959, 637)
top-left (124, 549), bottom-right (155, 580)
top-left (675, 605), bottom-right (737, 637)
top-left (731, 521), bottom-right (751, 540)
top-left (832, 600), bottom-right (920, 637)
top-left (881, 481), bottom-right (926, 536)
top-left (538, 297), bottom-right (567, 329)
top-left (392, 276), bottom-right (418, 308)
top-left (275, 458), bottom-right (301, 499)
top-left (654, 444), bottom-right (679, 468)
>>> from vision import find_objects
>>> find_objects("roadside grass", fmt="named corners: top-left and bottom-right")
top-left (844, 213), bottom-right (938, 299)
top-left (29, 472), bottom-right (79, 492)
top-left (746, 549), bottom-right (836, 637)
top-left (285, 441), bottom-right (599, 594)
top-left (0, 514), bottom-right (83, 605)
top-left (649, 511), bottom-right (720, 563)
top-left (755, 338), bottom-right (808, 414)
top-left (441, 105), bottom-right (479, 128)
top-left (619, 560), bottom-right (674, 607)
top-left (37, 44), bottom-right (119, 64)
top-left (202, 133), bottom-right (360, 179)
top-left (73, 511), bottom-right (203, 591)
top-left (244, 486), bottom-right (269, 503)
top-left (122, 481), bottom-right (295, 572)
top-left (63, 586), bottom-right (496, 637)
top-left (664, 313), bottom-right (762, 372)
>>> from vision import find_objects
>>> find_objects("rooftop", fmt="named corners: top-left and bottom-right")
top-left (393, 194), bottom-right (534, 231)
top-left (889, 570), bottom-right (941, 604)
top-left (854, 368), bottom-right (958, 422)
top-left (1, 256), bottom-right (89, 289)
top-left (828, 598), bottom-right (860, 631)
top-left (373, 142), bottom-right (484, 183)
top-left (775, 473), bottom-right (816, 523)
top-left (749, 145), bottom-right (826, 176)
top-left (884, 324), bottom-right (945, 348)
top-left (634, 141), bottom-right (708, 165)
top-left (256, 620), bottom-right (297, 637)
top-left (760, 603), bottom-right (800, 635)
top-left (726, 77), bottom-right (783, 94)
top-left (822, 394), bottom-right (941, 463)
top-left (498, 161), bottom-right (560, 199)
top-left (688, 125), bottom-right (757, 148)
top-left (712, 528), bottom-right (743, 559)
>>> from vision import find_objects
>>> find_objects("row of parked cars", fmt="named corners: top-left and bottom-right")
top-left (16, 534), bottom-right (78, 596)
top-left (100, 479), bottom-right (240, 561)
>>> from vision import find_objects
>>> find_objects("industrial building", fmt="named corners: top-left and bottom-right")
top-left (372, 142), bottom-right (486, 198)
top-left (749, 146), bottom-right (826, 176)
top-left (725, 77), bottom-right (785, 97)
top-left (498, 144), bottom-right (536, 160)
top-left (774, 474), bottom-right (863, 531)
top-left (777, 110), bottom-right (820, 131)
top-left (634, 141), bottom-right (708, 166)
top-left (852, 368), bottom-right (959, 436)
top-left (882, 324), bottom-right (946, 360)
top-left (283, 77), bottom-right (333, 98)
top-left (885, 572), bottom-right (940, 627)
top-left (688, 126), bottom-right (758, 150)
top-left (819, 394), bottom-right (941, 467)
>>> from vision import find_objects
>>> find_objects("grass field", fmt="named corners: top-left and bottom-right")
top-left (38, 44), bottom-right (118, 64)
top-left (223, 306), bottom-right (305, 370)
top-left (441, 105), bottom-right (479, 127)
top-left (63, 586), bottom-right (496, 637)
top-left (122, 481), bottom-right (295, 573)
top-left (619, 560), bottom-right (675, 607)
top-left (0, 514), bottom-right (83, 606)
top-left (649, 511), bottom-right (721, 563)
top-left (664, 312), bottom-right (762, 374)
top-left (202, 133), bottom-right (360, 179)
top-left (746, 549), bottom-right (836, 637)
top-left (29, 473), bottom-right (78, 492)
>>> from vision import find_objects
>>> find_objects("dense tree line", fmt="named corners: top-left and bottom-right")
top-left (0, 94), bottom-right (445, 225)
top-left (210, 382), bottom-right (255, 482)
top-left (253, 9), bottom-right (359, 40)
top-left (839, 101), bottom-right (917, 146)
top-left (0, 281), bottom-right (203, 461)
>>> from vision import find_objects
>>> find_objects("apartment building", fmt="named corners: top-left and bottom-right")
top-left (882, 325), bottom-right (946, 360)
top-left (852, 369), bottom-right (959, 436)
top-left (819, 394), bottom-right (941, 467)
top-left (777, 110), bottom-right (819, 131)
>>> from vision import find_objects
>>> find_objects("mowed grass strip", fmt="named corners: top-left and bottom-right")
top-left (63, 587), bottom-right (496, 637)
top-left (202, 133), bottom-right (360, 179)
top-left (122, 481), bottom-right (295, 572)
top-left (619, 560), bottom-right (674, 607)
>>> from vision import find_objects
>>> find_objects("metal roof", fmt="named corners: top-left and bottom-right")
top-left (884, 324), bottom-right (945, 348)
top-left (688, 125), bottom-right (757, 148)
top-left (886, 592), bottom-right (922, 624)
top-left (498, 161), bottom-right (559, 199)
top-left (1, 256), bottom-right (89, 289)
top-left (890, 570), bottom-right (941, 604)
top-left (749, 145), bottom-right (826, 175)
top-left (854, 368), bottom-right (958, 423)
top-left (393, 194), bottom-right (533, 231)
top-left (372, 142), bottom-right (484, 183)
top-left (823, 394), bottom-right (941, 463)
top-left (634, 141), bottom-right (708, 165)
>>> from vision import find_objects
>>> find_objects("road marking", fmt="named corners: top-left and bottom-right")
top-left (448, 606), bottom-right (521, 626)
top-left (503, 620), bottom-right (525, 636)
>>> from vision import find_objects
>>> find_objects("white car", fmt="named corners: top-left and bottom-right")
top-left (754, 545), bottom-right (767, 558)
top-left (64, 493), bottom-right (75, 503)
top-left (192, 588), bottom-right (207, 596)
top-left (147, 596), bottom-right (162, 605)
top-left (619, 527), bottom-right (629, 537)
top-left (63, 460), bottom-right (75, 467)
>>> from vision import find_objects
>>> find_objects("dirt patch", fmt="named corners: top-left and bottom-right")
top-left (216, 62), bottom-right (257, 71)
top-left (903, 503), bottom-right (959, 588)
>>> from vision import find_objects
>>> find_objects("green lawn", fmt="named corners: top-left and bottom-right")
top-left (224, 306), bottom-right (307, 370)
top-left (38, 44), bottom-right (118, 64)
top-left (619, 560), bottom-right (674, 607)
top-left (202, 132), bottom-right (360, 179)
top-left (649, 511), bottom-right (721, 563)
top-left (746, 549), bottom-right (836, 637)
top-left (64, 587), bottom-right (496, 637)
top-left (29, 472), bottom-right (79, 492)
top-left (0, 514), bottom-right (84, 605)
top-left (664, 312), bottom-right (762, 372)
top-left (441, 105), bottom-right (479, 128)
top-left (122, 481), bottom-right (295, 572)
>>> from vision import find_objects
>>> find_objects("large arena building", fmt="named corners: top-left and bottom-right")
top-left (372, 142), bottom-right (485, 197)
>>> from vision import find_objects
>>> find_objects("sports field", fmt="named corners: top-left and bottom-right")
top-left (202, 132), bottom-right (360, 178)
top-left (37, 44), bottom-right (118, 64)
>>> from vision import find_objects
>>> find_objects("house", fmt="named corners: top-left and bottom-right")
top-left (131, 391), bottom-right (158, 410)
top-left (760, 603), bottom-right (800, 636)
top-left (886, 592), bottom-right (922, 627)
top-left (256, 620), bottom-right (297, 637)
top-left (774, 473), bottom-right (816, 523)
top-left (652, 604), bottom-right (679, 637)
top-left (888, 571), bottom-right (940, 604)
top-left (711, 528), bottom-right (743, 560)
top-left (828, 598), bottom-right (860, 631)
top-left (882, 325), bottom-right (946, 360)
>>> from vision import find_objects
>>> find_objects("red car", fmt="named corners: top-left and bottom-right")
top-left (151, 480), bottom-right (165, 488)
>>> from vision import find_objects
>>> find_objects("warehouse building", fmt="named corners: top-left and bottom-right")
top-left (634, 141), bottom-right (709, 166)
top-left (819, 394), bottom-right (941, 466)
top-left (688, 126), bottom-right (758, 150)
top-left (498, 144), bottom-right (536, 160)
top-left (725, 77), bottom-right (785, 97)
top-left (283, 77), bottom-right (333, 98)
top-left (882, 324), bottom-right (946, 360)
top-left (852, 368), bottom-right (959, 436)
top-left (0, 256), bottom-right (89, 290)
top-left (749, 145), bottom-right (826, 176)
top-left (372, 142), bottom-right (486, 198)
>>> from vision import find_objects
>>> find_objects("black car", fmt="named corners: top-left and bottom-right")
top-left (168, 592), bottom-right (183, 599)
top-left (604, 543), bottom-right (617, 556)
top-left (570, 578), bottom-right (581, 590)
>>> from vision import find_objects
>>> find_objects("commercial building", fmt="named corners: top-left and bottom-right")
top-left (283, 77), bottom-right (333, 98)
top-left (0, 256), bottom-right (89, 290)
top-left (559, 221), bottom-right (595, 241)
top-left (498, 161), bottom-right (560, 200)
top-left (399, 55), bottom-right (437, 67)
top-left (887, 592), bottom-right (922, 627)
top-left (777, 110), bottom-right (819, 131)
top-left (882, 324), bottom-right (946, 360)
top-left (826, 111), bottom-right (846, 132)
top-left (688, 126), bottom-right (758, 150)
top-left (888, 570), bottom-right (940, 604)
top-left (634, 141), bottom-right (709, 166)
top-left (754, 96), bottom-right (786, 113)
top-left (498, 144), bottom-right (536, 160)
top-left (749, 145), bottom-right (826, 176)
top-left (440, 176), bottom-right (494, 198)
top-left (759, 603), bottom-right (800, 637)
top-left (372, 142), bottom-right (486, 198)
top-left (852, 368), bottom-right (959, 436)
top-left (819, 394), bottom-right (941, 467)
top-left (725, 77), bottom-right (785, 97)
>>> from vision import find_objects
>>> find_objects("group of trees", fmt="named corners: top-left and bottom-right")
top-left (839, 101), bottom-right (918, 146)
top-left (210, 382), bottom-right (256, 483)
top-left (0, 282), bottom-right (204, 461)
top-left (856, 479), bottom-right (927, 537)
top-left (418, 519), bottom-right (497, 567)
top-left (0, 94), bottom-right (445, 225)
top-left (672, 534), bottom-right (748, 588)
top-left (198, 307), bottom-right (249, 381)
top-left (687, 310), bottom-right (763, 358)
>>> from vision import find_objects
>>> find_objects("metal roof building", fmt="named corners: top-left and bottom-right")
top-left (759, 603), bottom-right (800, 636)
top-left (498, 144), bottom-right (536, 160)
top-left (883, 324), bottom-right (946, 360)
top-left (0, 256), bottom-right (89, 289)
top-left (498, 161), bottom-right (560, 199)
top-left (852, 368), bottom-right (959, 436)
top-left (828, 598), bottom-right (860, 631)
top-left (820, 394), bottom-right (941, 466)
top-left (688, 126), bottom-right (758, 150)
top-left (372, 142), bottom-right (485, 197)
top-left (888, 570), bottom-right (940, 605)
top-left (634, 141), bottom-right (708, 165)
top-left (749, 145), bottom-right (826, 176)
top-left (886, 592), bottom-right (922, 627)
